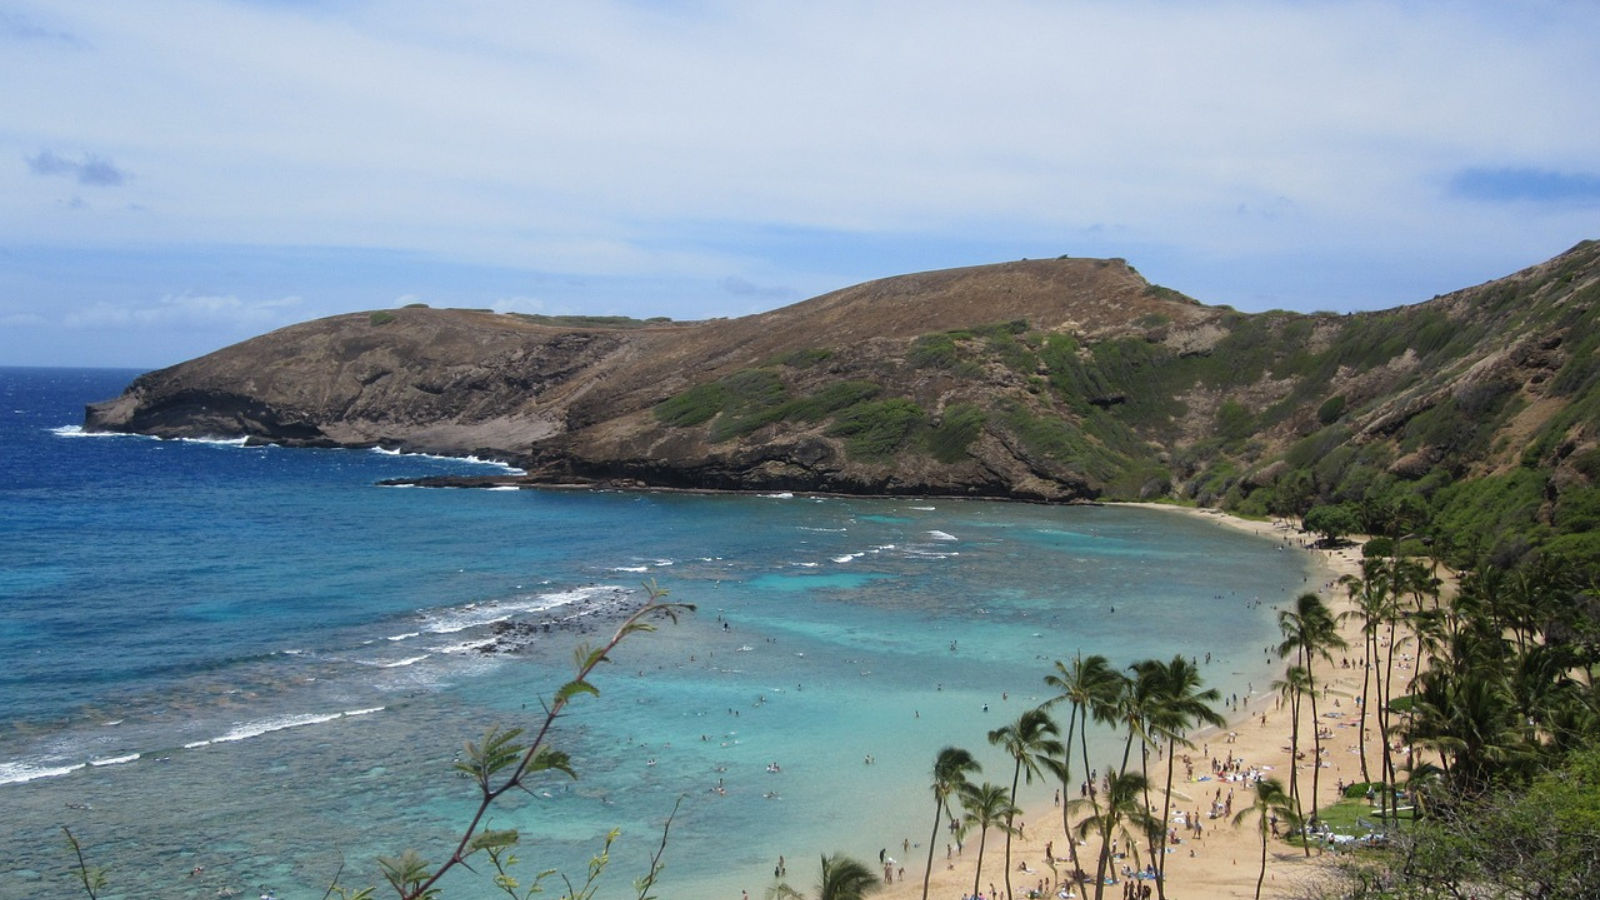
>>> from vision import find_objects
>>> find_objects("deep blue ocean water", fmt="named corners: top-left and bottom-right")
top-left (0, 367), bottom-right (1314, 900)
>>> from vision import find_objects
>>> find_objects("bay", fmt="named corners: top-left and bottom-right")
top-left (0, 367), bottom-right (1312, 899)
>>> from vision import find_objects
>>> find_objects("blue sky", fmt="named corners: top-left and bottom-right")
top-left (3, 1), bottom-right (1598, 369)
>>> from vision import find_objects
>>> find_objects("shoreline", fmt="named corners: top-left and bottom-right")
top-left (871, 503), bottom-right (1374, 900)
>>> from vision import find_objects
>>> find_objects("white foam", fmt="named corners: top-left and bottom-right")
top-left (89, 753), bottom-right (140, 767)
top-left (831, 553), bottom-right (863, 563)
top-left (185, 707), bottom-right (379, 750)
top-left (386, 631), bottom-right (420, 642)
top-left (419, 585), bottom-right (623, 634)
top-left (0, 760), bottom-right (87, 785)
top-left (433, 638), bottom-right (498, 654)
top-left (367, 446), bottom-right (524, 474)
top-left (613, 566), bottom-right (650, 573)
top-left (378, 655), bottom-right (430, 668)
top-left (926, 530), bottom-right (958, 541)
top-left (760, 492), bottom-right (795, 499)
top-left (910, 506), bottom-right (937, 511)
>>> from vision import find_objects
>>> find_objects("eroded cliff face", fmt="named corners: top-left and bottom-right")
top-left (85, 245), bottom-right (1600, 509)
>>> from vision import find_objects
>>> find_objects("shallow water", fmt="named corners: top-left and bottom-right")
top-left (0, 368), bottom-right (1313, 899)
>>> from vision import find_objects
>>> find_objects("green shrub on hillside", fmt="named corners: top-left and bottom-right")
top-left (827, 398), bottom-right (926, 459)
top-left (924, 403), bottom-right (986, 463)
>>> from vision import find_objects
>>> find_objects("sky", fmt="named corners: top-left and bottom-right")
top-left (3, 1), bottom-right (1598, 369)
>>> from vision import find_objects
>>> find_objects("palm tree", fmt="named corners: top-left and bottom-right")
top-left (1272, 663), bottom-right (1311, 853)
top-left (988, 706), bottom-right (1063, 900)
top-left (1230, 778), bottom-right (1298, 900)
top-left (921, 746), bottom-right (980, 900)
top-left (1341, 560), bottom-right (1395, 787)
top-left (1074, 770), bottom-right (1156, 900)
top-left (1042, 653), bottom-right (1122, 884)
top-left (1278, 592), bottom-right (1346, 827)
top-left (770, 853), bottom-right (883, 900)
top-left (1143, 655), bottom-right (1225, 898)
top-left (959, 781), bottom-right (1020, 900)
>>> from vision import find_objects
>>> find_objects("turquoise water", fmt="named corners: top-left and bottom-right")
top-left (0, 368), bottom-right (1313, 899)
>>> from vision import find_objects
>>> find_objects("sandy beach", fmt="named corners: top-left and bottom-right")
top-left (871, 503), bottom-right (1379, 900)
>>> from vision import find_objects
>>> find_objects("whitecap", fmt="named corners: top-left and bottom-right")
top-left (432, 638), bottom-right (498, 654)
top-left (0, 760), bottom-right (87, 785)
top-left (926, 530), bottom-right (959, 541)
top-left (386, 632), bottom-right (420, 642)
top-left (831, 553), bottom-right (862, 563)
top-left (378, 655), bottom-right (430, 668)
top-left (613, 566), bottom-right (650, 573)
top-left (910, 506), bottom-right (937, 511)
top-left (89, 753), bottom-right (140, 767)
top-left (367, 446), bottom-right (523, 474)
top-left (760, 492), bottom-right (795, 499)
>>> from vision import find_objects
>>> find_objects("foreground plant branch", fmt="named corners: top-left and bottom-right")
top-left (334, 581), bottom-right (693, 899)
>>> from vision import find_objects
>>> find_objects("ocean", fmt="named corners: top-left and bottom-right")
top-left (0, 367), bottom-right (1314, 900)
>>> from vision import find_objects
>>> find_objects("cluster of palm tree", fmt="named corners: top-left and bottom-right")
top-left (1338, 552), bottom-right (1600, 820)
top-left (915, 653), bottom-right (1228, 900)
top-left (1272, 591), bottom-right (1346, 845)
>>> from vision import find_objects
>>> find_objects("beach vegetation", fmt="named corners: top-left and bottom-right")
top-left (1142, 655), bottom-right (1226, 896)
top-left (1231, 778), bottom-right (1297, 900)
top-left (1041, 653), bottom-right (1123, 890)
top-left (1277, 593), bottom-right (1346, 830)
top-left (957, 781), bottom-right (1021, 900)
top-left (770, 853), bottom-right (882, 900)
top-left (921, 746), bottom-right (981, 900)
top-left (987, 707), bottom-right (1063, 900)
top-left (1303, 503), bottom-right (1361, 546)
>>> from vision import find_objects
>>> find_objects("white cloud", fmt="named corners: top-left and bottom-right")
top-left (61, 293), bottom-right (304, 331)
top-left (2, 0), bottom-right (1597, 358)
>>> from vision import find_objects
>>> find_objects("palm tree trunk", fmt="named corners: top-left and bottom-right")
top-left (1155, 735), bottom-right (1177, 900)
top-left (922, 796), bottom-right (944, 900)
top-left (1004, 758), bottom-right (1021, 900)
top-left (1358, 628), bottom-right (1374, 785)
top-left (1061, 709), bottom-right (1087, 888)
top-left (1255, 820), bottom-right (1268, 900)
top-left (972, 827), bottom-right (989, 900)
top-left (1307, 667), bottom-right (1323, 836)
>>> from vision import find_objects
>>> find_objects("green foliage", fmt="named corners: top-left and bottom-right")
top-left (827, 398), bottom-right (926, 459)
top-left (1317, 394), bottom-right (1347, 425)
top-left (770, 348), bottom-right (834, 368)
top-left (924, 403), bottom-right (985, 464)
top-left (908, 333), bottom-right (964, 370)
top-left (654, 382), bottom-right (727, 427)
top-left (1303, 503), bottom-right (1361, 544)
top-left (1216, 400), bottom-right (1255, 444)
top-left (1431, 469), bottom-right (1551, 566)
top-left (62, 827), bottom-right (107, 900)
top-left (780, 381), bottom-right (882, 422)
top-left (1327, 749), bottom-right (1600, 899)
top-left (370, 311), bottom-right (397, 326)
top-left (403, 302), bottom-right (430, 309)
